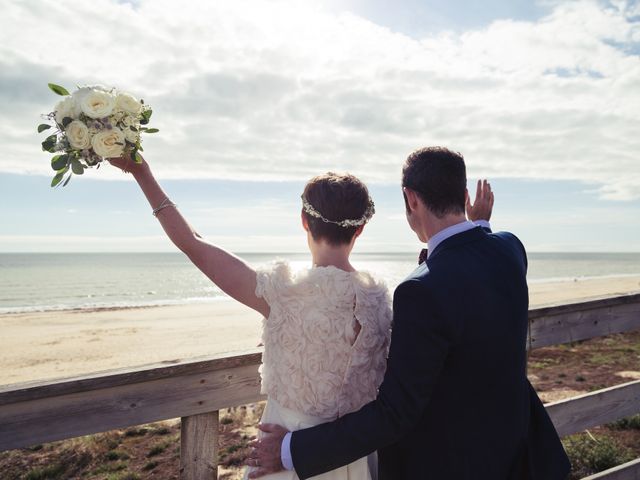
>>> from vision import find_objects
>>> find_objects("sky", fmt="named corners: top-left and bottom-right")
top-left (0, 0), bottom-right (639, 253)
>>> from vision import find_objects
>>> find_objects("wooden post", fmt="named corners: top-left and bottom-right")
top-left (180, 411), bottom-right (219, 480)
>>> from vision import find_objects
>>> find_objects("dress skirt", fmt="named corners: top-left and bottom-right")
top-left (243, 398), bottom-right (375, 480)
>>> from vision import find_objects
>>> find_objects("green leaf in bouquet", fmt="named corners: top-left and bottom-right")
top-left (144, 128), bottom-right (159, 134)
top-left (130, 148), bottom-right (143, 164)
top-left (38, 124), bottom-right (51, 133)
top-left (50, 166), bottom-right (69, 187)
top-left (48, 83), bottom-right (70, 96)
top-left (62, 174), bottom-right (72, 187)
top-left (51, 154), bottom-right (69, 171)
top-left (41, 134), bottom-right (57, 153)
top-left (62, 117), bottom-right (73, 128)
top-left (71, 158), bottom-right (85, 175)
top-left (140, 109), bottom-right (153, 125)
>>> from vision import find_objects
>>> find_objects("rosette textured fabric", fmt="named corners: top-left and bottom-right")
top-left (256, 261), bottom-right (392, 419)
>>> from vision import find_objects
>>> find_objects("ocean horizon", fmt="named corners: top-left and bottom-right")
top-left (2, 251), bottom-right (640, 314)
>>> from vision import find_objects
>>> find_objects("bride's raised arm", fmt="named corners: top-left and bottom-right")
top-left (109, 156), bottom-right (270, 318)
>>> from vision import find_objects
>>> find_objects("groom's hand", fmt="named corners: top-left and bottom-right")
top-left (466, 179), bottom-right (494, 222)
top-left (247, 423), bottom-right (289, 478)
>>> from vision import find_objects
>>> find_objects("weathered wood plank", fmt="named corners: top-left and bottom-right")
top-left (546, 380), bottom-right (640, 438)
top-left (180, 411), bottom-right (219, 480)
top-left (528, 294), bottom-right (640, 350)
top-left (0, 350), bottom-right (263, 406)
top-left (581, 458), bottom-right (640, 480)
top-left (530, 293), bottom-right (640, 320)
top-left (0, 364), bottom-right (264, 452)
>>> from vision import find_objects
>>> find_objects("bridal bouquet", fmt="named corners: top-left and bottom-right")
top-left (38, 83), bottom-right (158, 187)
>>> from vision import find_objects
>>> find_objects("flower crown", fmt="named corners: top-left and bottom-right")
top-left (301, 195), bottom-right (376, 228)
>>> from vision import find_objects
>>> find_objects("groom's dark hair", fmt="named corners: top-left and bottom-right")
top-left (402, 146), bottom-right (467, 218)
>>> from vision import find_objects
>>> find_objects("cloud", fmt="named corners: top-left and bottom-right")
top-left (1, 0), bottom-right (639, 198)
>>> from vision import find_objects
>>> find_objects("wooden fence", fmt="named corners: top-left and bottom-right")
top-left (1, 293), bottom-right (640, 479)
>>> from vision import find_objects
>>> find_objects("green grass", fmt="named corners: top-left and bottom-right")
top-left (92, 460), bottom-right (128, 475)
top-left (589, 383), bottom-right (608, 392)
top-left (563, 433), bottom-right (635, 479)
top-left (124, 427), bottom-right (148, 437)
top-left (143, 460), bottom-right (159, 471)
top-left (608, 414), bottom-right (640, 430)
top-left (147, 440), bottom-right (171, 457)
top-left (153, 426), bottom-right (171, 435)
top-left (105, 473), bottom-right (140, 480)
top-left (587, 352), bottom-right (621, 366)
top-left (105, 450), bottom-right (129, 461)
top-left (529, 358), bottom-right (559, 369)
top-left (25, 463), bottom-right (66, 480)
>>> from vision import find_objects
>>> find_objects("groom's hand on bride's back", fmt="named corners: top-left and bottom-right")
top-left (466, 179), bottom-right (494, 222)
top-left (247, 423), bottom-right (289, 478)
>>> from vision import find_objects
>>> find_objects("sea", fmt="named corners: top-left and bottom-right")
top-left (1, 252), bottom-right (640, 314)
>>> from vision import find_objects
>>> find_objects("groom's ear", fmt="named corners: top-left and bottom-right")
top-left (403, 187), bottom-right (420, 212)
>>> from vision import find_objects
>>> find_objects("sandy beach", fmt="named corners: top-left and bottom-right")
top-left (2, 275), bottom-right (640, 386)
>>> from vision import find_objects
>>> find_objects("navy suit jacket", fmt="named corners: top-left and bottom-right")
top-left (290, 227), bottom-right (570, 480)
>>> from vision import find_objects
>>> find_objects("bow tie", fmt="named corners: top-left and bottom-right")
top-left (418, 248), bottom-right (428, 265)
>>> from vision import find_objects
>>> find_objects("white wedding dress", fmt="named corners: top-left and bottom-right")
top-left (243, 261), bottom-right (392, 480)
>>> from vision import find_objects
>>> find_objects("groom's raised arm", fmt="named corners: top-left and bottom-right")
top-left (289, 278), bottom-right (456, 479)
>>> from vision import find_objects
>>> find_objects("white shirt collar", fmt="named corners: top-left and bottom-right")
top-left (427, 220), bottom-right (478, 259)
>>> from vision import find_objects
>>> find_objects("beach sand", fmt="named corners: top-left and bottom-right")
top-left (2, 275), bottom-right (640, 386)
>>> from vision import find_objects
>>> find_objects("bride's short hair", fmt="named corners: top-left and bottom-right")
top-left (302, 172), bottom-right (372, 246)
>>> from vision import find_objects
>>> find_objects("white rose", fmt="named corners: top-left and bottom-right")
top-left (54, 97), bottom-right (80, 125)
top-left (80, 89), bottom-right (116, 119)
top-left (116, 92), bottom-right (142, 115)
top-left (65, 120), bottom-right (91, 149)
top-left (121, 115), bottom-right (141, 144)
top-left (72, 85), bottom-right (110, 102)
top-left (124, 127), bottom-right (140, 144)
top-left (111, 111), bottom-right (125, 123)
top-left (91, 127), bottom-right (125, 158)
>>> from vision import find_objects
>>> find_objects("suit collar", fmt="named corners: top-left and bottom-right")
top-left (427, 220), bottom-right (478, 259)
top-left (427, 226), bottom-right (486, 262)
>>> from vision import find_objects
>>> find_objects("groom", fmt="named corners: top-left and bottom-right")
top-left (249, 147), bottom-right (571, 479)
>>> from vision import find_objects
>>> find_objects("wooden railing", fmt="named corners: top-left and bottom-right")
top-left (1, 293), bottom-right (640, 479)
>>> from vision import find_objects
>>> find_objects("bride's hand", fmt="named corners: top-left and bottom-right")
top-left (466, 179), bottom-right (494, 222)
top-left (108, 154), bottom-right (147, 174)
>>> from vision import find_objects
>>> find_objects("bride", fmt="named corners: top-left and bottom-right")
top-left (109, 155), bottom-right (394, 479)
